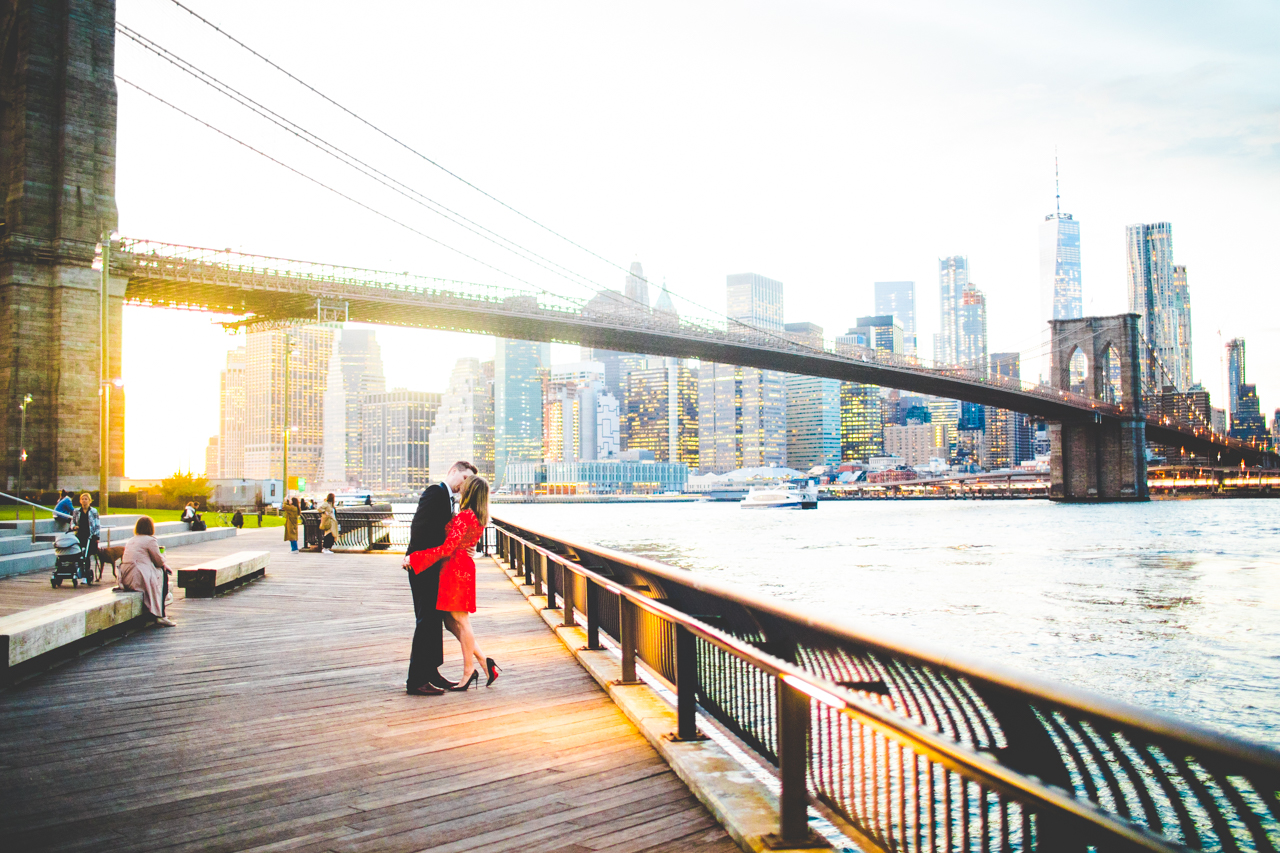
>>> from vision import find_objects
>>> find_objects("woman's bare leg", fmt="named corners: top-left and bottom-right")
top-left (449, 612), bottom-right (485, 681)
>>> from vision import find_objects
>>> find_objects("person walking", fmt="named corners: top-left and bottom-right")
top-left (319, 493), bottom-right (339, 553)
top-left (402, 460), bottom-right (476, 696)
top-left (283, 497), bottom-right (300, 552)
top-left (407, 476), bottom-right (498, 691)
top-left (70, 493), bottom-right (100, 563)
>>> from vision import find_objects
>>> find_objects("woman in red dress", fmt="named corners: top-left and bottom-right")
top-left (407, 476), bottom-right (499, 690)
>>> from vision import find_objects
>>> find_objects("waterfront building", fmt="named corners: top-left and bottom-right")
top-left (543, 362), bottom-right (622, 464)
top-left (985, 353), bottom-right (1033, 469)
top-left (503, 453), bottom-right (688, 496)
top-left (884, 423), bottom-right (946, 467)
top-left (934, 256), bottom-right (969, 366)
top-left (242, 326), bottom-right (333, 485)
top-left (1127, 222), bottom-right (1193, 391)
top-left (957, 284), bottom-right (988, 372)
top-left (321, 328), bottom-right (386, 490)
top-left (204, 436), bottom-right (219, 479)
top-left (625, 358), bottom-right (698, 466)
top-left (956, 402), bottom-right (987, 469)
top-left (1226, 338), bottom-right (1245, 420)
top-left (874, 281), bottom-right (917, 357)
top-left (429, 357), bottom-right (495, 482)
top-left (1211, 407), bottom-right (1227, 436)
top-left (1040, 211), bottom-right (1082, 324)
top-left (786, 373), bottom-right (840, 470)
top-left (699, 273), bottom-right (786, 472)
top-left (840, 383), bottom-right (883, 462)
top-left (494, 338), bottom-right (550, 487)
top-left (361, 390), bottom-right (441, 494)
top-left (218, 346), bottom-right (247, 480)
top-left (1231, 384), bottom-right (1268, 444)
top-left (927, 398), bottom-right (961, 460)
top-left (1150, 384), bottom-right (1213, 463)
top-left (698, 363), bottom-right (742, 474)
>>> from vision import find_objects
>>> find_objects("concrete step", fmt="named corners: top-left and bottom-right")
top-left (0, 513), bottom-right (161, 536)
top-left (0, 525), bottom-right (239, 580)
top-left (0, 536), bottom-right (54, 557)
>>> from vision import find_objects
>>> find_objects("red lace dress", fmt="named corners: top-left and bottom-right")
top-left (408, 510), bottom-right (483, 613)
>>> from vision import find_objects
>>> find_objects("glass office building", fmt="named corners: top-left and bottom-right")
top-left (494, 338), bottom-right (550, 487)
top-left (874, 281), bottom-right (916, 357)
top-left (1040, 213), bottom-right (1082, 324)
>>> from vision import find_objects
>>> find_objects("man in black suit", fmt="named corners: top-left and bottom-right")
top-left (404, 460), bottom-right (477, 695)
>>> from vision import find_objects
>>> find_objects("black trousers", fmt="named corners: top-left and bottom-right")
top-left (406, 561), bottom-right (445, 688)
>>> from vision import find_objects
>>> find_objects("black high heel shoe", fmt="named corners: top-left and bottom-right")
top-left (485, 657), bottom-right (501, 687)
top-left (449, 671), bottom-right (479, 692)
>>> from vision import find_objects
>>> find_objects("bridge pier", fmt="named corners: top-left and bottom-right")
top-left (1049, 314), bottom-right (1149, 502)
top-left (0, 1), bottom-right (123, 492)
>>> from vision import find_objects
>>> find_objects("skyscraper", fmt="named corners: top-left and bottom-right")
top-left (624, 261), bottom-right (650, 309)
top-left (957, 284), bottom-right (988, 372)
top-left (1040, 163), bottom-right (1082, 324)
top-left (985, 353), bottom-right (1033, 469)
top-left (625, 358), bottom-right (698, 466)
top-left (429, 357), bottom-right (495, 482)
top-left (698, 363), bottom-right (741, 474)
top-left (1230, 384), bottom-right (1267, 444)
top-left (935, 256), bottom-right (969, 366)
top-left (218, 346), bottom-right (247, 479)
top-left (840, 384), bottom-right (883, 462)
top-left (1226, 338), bottom-right (1246, 420)
top-left (783, 322), bottom-right (840, 469)
top-left (705, 273), bottom-right (786, 469)
top-left (874, 281), bottom-right (916, 356)
top-left (361, 390), bottom-right (441, 494)
top-left (1127, 222), bottom-right (1192, 391)
top-left (321, 328), bottom-right (386, 489)
top-left (494, 337), bottom-right (549, 486)
top-left (242, 326), bottom-right (333, 485)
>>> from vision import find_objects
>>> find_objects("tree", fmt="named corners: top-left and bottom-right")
top-left (160, 470), bottom-right (212, 508)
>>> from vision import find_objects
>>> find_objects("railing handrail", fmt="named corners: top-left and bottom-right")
top-left (495, 515), bottom-right (1280, 773)
top-left (493, 515), bottom-right (1280, 852)
top-left (501, 524), bottom-right (1187, 850)
top-left (0, 491), bottom-right (71, 520)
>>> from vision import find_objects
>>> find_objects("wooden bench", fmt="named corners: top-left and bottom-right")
top-left (0, 589), bottom-right (146, 682)
top-left (176, 551), bottom-right (270, 598)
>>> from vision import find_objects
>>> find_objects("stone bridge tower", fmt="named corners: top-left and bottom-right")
top-left (1048, 314), bottom-right (1148, 501)
top-left (1, 0), bottom-right (124, 492)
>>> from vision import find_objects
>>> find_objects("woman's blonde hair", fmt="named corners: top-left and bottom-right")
top-left (459, 476), bottom-right (490, 528)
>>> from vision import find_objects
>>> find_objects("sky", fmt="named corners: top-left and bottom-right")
top-left (115, 0), bottom-right (1280, 477)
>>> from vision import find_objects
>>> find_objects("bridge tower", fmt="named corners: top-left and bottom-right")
top-left (1048, 314), bottom-right (1149, 501)
top-left (0, 0), bottom-right (123, 492)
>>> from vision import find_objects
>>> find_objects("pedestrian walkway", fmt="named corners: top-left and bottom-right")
top-left (0, 528), bottom-right (741, 853)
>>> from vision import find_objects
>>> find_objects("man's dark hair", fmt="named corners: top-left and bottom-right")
top-left (450, 461), bottom-right (478, 475)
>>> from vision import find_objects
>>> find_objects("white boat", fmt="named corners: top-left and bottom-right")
top-left (739, 482), bottom-right (819, 509)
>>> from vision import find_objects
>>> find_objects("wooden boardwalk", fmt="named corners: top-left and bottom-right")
top-left (0, 528), bottom-right (740, 853)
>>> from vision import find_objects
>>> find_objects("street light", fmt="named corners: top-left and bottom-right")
top-left (282, 333), bottom-right (299, 505)
top-left (17, 394), bottom-right (32, 497)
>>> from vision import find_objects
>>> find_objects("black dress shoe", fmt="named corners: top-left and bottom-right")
top-left (406, 683), bottom-right (445, 696)
top-left (426, 674), bottom-right (458, 690)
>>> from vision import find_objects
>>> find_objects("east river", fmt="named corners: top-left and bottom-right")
top-left (491, 498), bottom-right (1280, 747)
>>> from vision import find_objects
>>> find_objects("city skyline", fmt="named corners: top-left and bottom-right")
top-left (113, 1), bottom-right (1279, 477)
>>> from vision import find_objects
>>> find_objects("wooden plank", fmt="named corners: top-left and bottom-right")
top-left (0, 528), bottom-right (741, 853)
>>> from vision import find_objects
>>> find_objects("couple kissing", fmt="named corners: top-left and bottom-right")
top-left (403, 461), bottom-right (500, 696)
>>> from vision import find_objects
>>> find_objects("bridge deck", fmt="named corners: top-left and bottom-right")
top-left (0, 528), bottom-right (739, 853)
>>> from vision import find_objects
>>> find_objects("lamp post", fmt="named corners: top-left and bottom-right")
top-left (282, 332), bottom-right (297, 505)
top-left (100, 377), bottom-right (123, 515)
top-left (17, 393), bottom-right (32, 497)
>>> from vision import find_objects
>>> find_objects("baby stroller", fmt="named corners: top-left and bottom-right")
top-left (51, 533), bottom-right (99, 588)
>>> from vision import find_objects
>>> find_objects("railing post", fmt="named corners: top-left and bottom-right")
top-left (617, 596), bottom-right (640, 684)
top-left (523, 543), bottom-right (533, 586)
top-left (674, 624), bottom-right (700, 740)
top-left (585, 578), bottom-right (602, 650)
top-left (774, 679), bottom-right (812, 845)
top-left (532, 550), bottom-right (544, 598)
top-left (561, 562), bottom-right (576, 627)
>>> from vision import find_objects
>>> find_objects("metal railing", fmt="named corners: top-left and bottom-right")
top-left (299, 508), bottom-right (414, 551)
top-left (493, 517), bottom-right (1280, 852)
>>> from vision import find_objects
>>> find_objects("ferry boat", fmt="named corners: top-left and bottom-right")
top-left (739, 482), bottom-right (819, 509)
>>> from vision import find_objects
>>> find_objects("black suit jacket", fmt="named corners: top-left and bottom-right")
top-left (406, 482), bottom-right (453, 555)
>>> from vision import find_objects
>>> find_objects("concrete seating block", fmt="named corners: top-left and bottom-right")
top-left (177, 550), bottom-right (269, 598)
top-left (0, 589), bottom-right (145, 674)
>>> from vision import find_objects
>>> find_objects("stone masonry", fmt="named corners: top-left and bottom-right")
top-left (1, 0), bottom-right (124, 491)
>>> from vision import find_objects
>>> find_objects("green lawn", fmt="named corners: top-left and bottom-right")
top-left (0, 505), bottom-right (285, 528)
